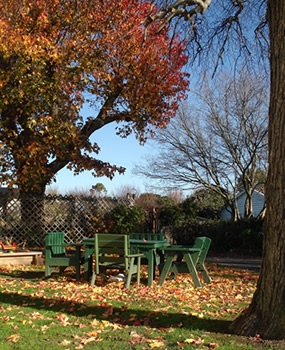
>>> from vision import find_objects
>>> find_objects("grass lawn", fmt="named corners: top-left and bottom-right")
top-left (0, 263), bottom-right (284, 350)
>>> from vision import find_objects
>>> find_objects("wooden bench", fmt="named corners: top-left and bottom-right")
top-left (45, 232), bottom-right (84, 280)
top-left (90, 233), bottom-right (143, 289)
top-left (0, 251), bottom-right (42, 265)
top-left (158, 236), bottom-right (212, 287)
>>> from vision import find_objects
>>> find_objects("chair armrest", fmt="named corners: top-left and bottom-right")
top-left (125, 253), bottom-right (144, 258)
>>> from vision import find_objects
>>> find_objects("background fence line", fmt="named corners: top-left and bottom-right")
top-left (0, 193), bottom-right (135, 247)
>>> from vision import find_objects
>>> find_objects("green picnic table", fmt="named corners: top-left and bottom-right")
top-left (130, 238), bottom-right (169, 286)
top-left (81, 234), bottom-right (169, 286)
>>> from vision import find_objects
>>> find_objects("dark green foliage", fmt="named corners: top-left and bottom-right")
top-left (179, 196), bottom-right (199, 217)
top-left (155, 191), bottom-right (263, 255)
top-left (171, 218), bottom-right (263, 256)
top-left (189, 188), bottom-right (225, 219)
top-left (158, 198), bottom-right (183, 228)
top-left (106, 205), bottom-right (147, 234)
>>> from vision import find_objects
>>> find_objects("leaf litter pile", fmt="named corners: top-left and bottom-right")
top-left (0, 263), bottom-right (283, 349)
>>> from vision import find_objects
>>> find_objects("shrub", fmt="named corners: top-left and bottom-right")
top-left (104, 205), bottom-right (147, 234)
top-left (171, 218), bottom-right (263, 255)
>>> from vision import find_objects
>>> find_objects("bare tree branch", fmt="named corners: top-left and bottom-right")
top-left (146, 0), bottom-right (212, 32)
top-left (134, 69), bottom-right (268, 219)
top-left (147, 1), bottom-right (268, 77)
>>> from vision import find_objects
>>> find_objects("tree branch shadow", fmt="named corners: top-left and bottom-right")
top-left (0, 289), bottom-right (231, 334)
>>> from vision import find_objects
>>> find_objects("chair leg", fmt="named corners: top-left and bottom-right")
top-left (75, 264), bottom-right (81, 281)
top-left (45, 265), bottom-right (51, 277)
top-left (157, 255), bottom-right (173, 286)
top-left (136, 256), bottom-right (141, 286)
top-left (126, 257), bottom-right (135, 289)
top-left (90, 271), bottom-right (96, 287)
top-left (45, 265), bottom-right (58, 277)
top-left (126, 272), bottom-right (131, 289)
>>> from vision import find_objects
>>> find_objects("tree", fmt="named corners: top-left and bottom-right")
top-left (112, 185), bottom-right (140, 201)
top-left (231, 0), bottom-right (285, 338)
top-left (90, 183), bottom-right (107, 197)
top-left (189, 188), bottom-right (224, 219)
top-left (135, 192), bottom-right (163, 210)
top-left (147, 0), bottom-right (285, 340)
top-left (135, 70), bottom-right (268, 221)
top-left (0, 0), bottom-right (189, 196)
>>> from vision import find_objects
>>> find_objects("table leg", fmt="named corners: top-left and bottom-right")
top-left (147, 250), bottom-right (155, 286)
top-left (184, 253), bottom-right (202, 287)
top-left (157, 255), bottom-right (174, 286)
top-left (84, 246), bottom-right (93, 281)
top-left (156, 249), bottom-right (165, 265)
top-left (141, 249), bottom-right (155, 286)
top-left (75, 245), bottom-right (82, 281)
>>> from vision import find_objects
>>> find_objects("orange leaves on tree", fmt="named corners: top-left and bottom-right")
top-left (0, 0), bottom-right (189, 194)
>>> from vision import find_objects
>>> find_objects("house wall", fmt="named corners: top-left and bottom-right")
top-left (221, 191), bottom-right (265, 220)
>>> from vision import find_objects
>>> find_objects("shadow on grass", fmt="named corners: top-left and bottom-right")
top-left (0, 287), bottom-right (232, 334)
top-left (0, 268), bottom-right (74, 280)
top-left (2, 270), bottom-right (46, 280)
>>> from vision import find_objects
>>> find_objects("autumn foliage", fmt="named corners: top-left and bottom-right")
top-left (0, 0), bottom-right (189, 194)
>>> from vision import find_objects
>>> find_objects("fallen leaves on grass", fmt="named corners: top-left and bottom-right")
top-left (6, 333), bottom-right (20, 343)
top-left (56, 313), bottom-right (70, 326)
top-left (0, 264), bottom-right (259, 348)
top-left (179, 338), bottom-right (219, 349)
top-left (148, 339), bottom-right (165, 348)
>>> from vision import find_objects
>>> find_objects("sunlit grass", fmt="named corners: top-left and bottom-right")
top-left (0, 264), bottom-right (283, 349)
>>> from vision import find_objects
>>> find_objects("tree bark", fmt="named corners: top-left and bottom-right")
top-left (230, 0), bottom-right (285, 339)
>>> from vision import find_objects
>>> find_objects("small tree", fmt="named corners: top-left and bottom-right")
top-left (90, 183), bottom-right (107, 197)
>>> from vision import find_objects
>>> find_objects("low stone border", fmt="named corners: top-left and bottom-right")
top-left (0, 251), bottom-right (43, 266)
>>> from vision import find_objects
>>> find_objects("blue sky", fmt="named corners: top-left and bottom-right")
top-left (46, 111), bottom-right (155, 196)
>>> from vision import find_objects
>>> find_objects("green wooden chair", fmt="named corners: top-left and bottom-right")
top-left (158, 236), bottom-right (212, 286)
top-left (45, 231), bottom-right (84, 280)
top-left (90, 233), bottom-right (143, 289)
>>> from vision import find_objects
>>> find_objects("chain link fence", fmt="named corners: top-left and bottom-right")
top-left (0, 193), bottom-right (134, 247)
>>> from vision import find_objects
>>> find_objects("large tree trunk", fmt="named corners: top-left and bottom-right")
top-left (230, 0), bottom-right (285, 339)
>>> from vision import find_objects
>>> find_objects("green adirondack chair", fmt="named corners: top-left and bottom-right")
top-left (90, 233), bottom-right (143, 289)
top-left (45, 231), bottom-right (84, 280)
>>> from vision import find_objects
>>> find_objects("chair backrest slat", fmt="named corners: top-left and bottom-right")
top-left (45, 232), bottom-right (66, 256)
top-left (95, 234), bottom-right (130, 274)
